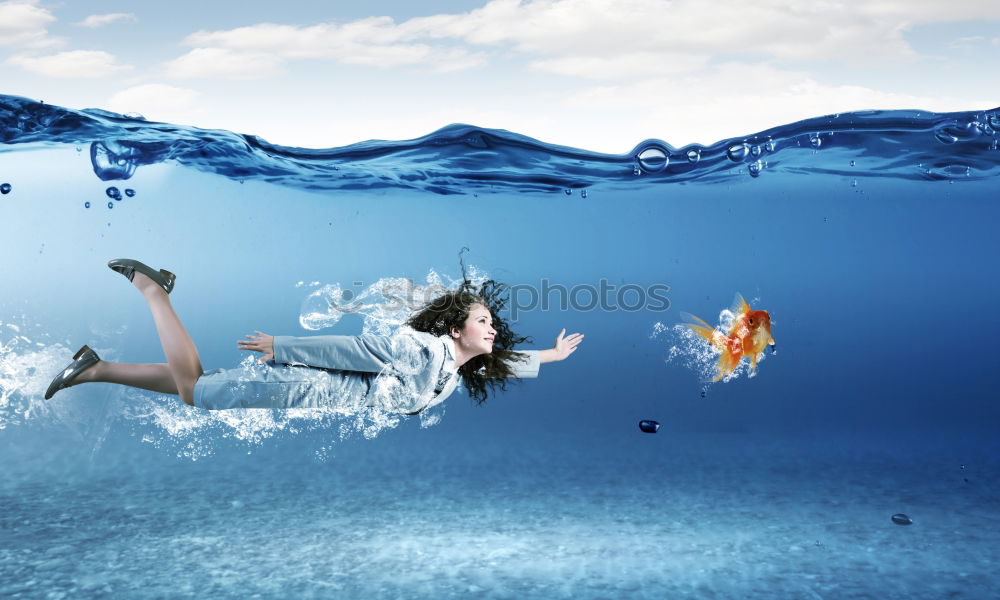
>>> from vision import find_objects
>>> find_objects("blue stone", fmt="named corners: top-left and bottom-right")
top-left (638, 420), bottom-right (660, 434)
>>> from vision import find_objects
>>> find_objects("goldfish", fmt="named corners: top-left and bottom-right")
top-left (682, 294), bottom-right (775, 381)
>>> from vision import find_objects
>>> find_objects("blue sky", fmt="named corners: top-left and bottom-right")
top-left (1, 0), bottom-right (998, 151)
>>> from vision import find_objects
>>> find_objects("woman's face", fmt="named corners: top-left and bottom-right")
top-left (452, 303), bottom-right (496, 356)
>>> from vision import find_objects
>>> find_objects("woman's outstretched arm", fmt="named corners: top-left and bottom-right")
top-left (538, 328), bottom-right (584, 364)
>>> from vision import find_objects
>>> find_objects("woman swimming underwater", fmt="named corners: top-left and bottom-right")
top-left (44, 259), bottom-right (584, 414)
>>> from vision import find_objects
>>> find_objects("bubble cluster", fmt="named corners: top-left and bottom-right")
top-left (299, 268), bottom-right (488, 336)
top-left (655, 311), bottom-right (767, 383)
top-left (748, 160), bottom-right (764, 178)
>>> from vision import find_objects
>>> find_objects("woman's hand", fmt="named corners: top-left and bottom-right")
top-left (539, 328), bottom-right (584, 363)
top-left (238, 331), bottom-right (275, 363)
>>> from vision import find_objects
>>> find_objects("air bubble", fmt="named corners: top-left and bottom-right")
top-left (638, 420), bottom-right (660, 434)
top-left (764, 138), bottom-right (775, 152)
top-left (564, 188), bottom-right (572, 195)
top-left (125, 188), bottom-right (135, 197)
top-left (891, 513), bottom-right (913, 526)
top-left (748, 160), bottom-right (763, 178)
top-left (636, 146), bottom-right (669, 172)
top-left (750, 144), bottom-right (761, 157)
top-left (633, 166), bottom-right (641, 176)
top-left (90, 141), bottom-right (138, 181)
top-left (727, 143), bottom-right (748, 162)
top-left (580, 189), bottom-right (588, 198)
top-left (107, 201), bottom-right (114, 209)
top-left (686, 148), bottom-right (701, 163)
top-left (935, 131), bottom-right (958, 144)
top-left (850, 160), bottom-right (856, 167)
top-left (851, 179), bottom-right (858, 187)
top-left (106, 186), bottom-right (122, 200)
top-left (84, 201), bottom-right (91, 209)
top-left (0, 183), bottom-right (10, 194)
top-left (809, 133), bottom-right (822, 148)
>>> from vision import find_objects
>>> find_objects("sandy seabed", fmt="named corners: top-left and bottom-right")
top-left (1, 432), bottom-right (996, 600)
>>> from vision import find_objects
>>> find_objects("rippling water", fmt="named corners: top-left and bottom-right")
top-left (1, 94), bottom-right (998, 599)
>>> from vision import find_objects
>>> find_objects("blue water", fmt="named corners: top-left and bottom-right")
top-left (1, 94), bottom-right (999, 598)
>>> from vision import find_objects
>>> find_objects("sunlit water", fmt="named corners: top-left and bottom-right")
top-left (1, 94), bottom-right (998, 598)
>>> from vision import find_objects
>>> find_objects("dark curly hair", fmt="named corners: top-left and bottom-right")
top-left (407, 278), bottom-right (531, 405)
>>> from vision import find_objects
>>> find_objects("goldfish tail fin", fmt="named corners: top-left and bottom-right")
top-left (680, 312), bottom-right (724, 349)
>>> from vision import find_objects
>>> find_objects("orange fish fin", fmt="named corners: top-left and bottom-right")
top-left (680, 312), bottom-right (722, 347)
top-left (729, 293), bottom-right (751, 316)
top-left (750, 352), bottom-right (759, 371)
top-left (715, 347), bottom-right (740, 381)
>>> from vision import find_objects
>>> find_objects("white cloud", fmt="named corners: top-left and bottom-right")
top-left (6, 50), bottom-right (132, 78)
top-left (405, 0), bottom-right (923, 65)
top-left (0, 0), bottom-right (59, 48)
top-left (75, 13), bottom-right (137, 28)
top-left (563, 61), bottom-right (992, 146)
top-left (529, 52), bottom-right (710, 80)
top-left (166, 0), bottom-right (1000, 82)
top-left (164, 47), bottom-right (284, 79)
top-left (108, 84), bottom-right (201, 121)
top-left (167, 19), bottom-right (487, 78)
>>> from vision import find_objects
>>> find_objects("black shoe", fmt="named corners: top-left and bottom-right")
top-left (44, 345), bottom-right (100, 400)
top-left (108, 258), bottom-right (176, 294)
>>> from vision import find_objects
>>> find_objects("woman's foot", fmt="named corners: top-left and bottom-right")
top-left (44, 345), bottom-right (101, 399)
top-left (107, 259), bottom-right (176, 294)
top-left (132, 271), bottom-right (164, 296)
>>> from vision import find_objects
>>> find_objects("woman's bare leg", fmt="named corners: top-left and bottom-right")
top-left (74, 362), bottom-right (178, 395)
top-left (131, 271), bottom-right (203, 405)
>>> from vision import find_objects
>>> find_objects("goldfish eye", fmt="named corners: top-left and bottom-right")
top-left (748, 318), bottom-right (754, 325)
